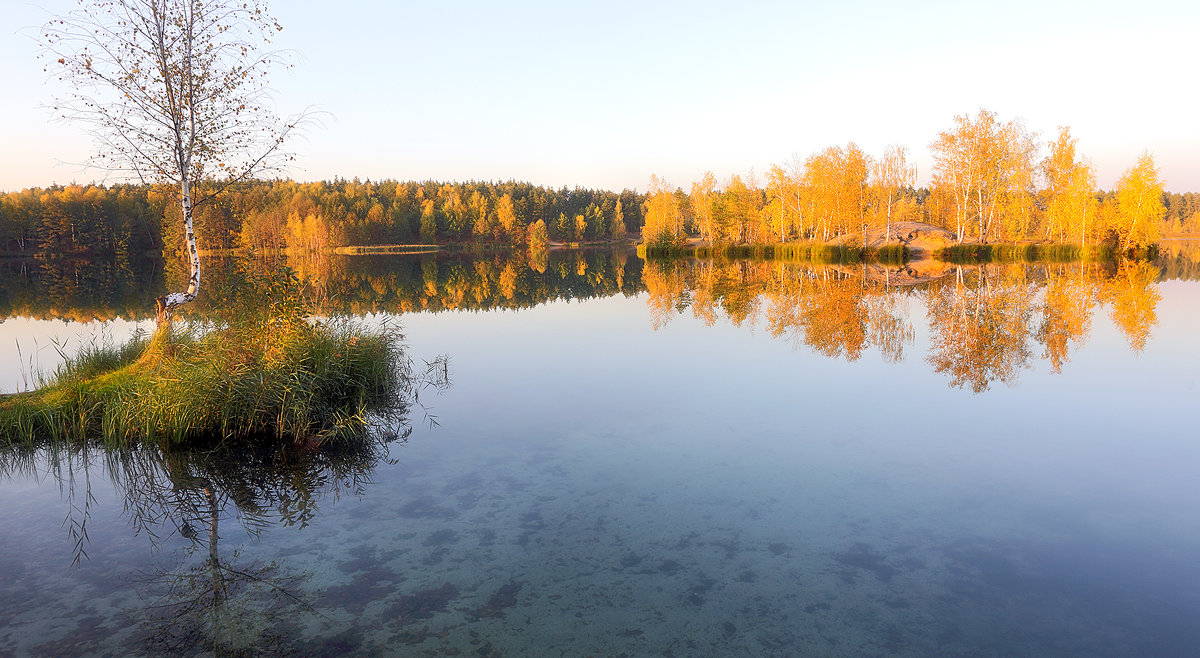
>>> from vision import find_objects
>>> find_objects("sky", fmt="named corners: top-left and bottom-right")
top-left (3, 0), bottom-right (1198, 193)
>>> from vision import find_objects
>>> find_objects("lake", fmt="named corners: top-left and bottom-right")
top-left (2, 246), bottom-right (1199, 656)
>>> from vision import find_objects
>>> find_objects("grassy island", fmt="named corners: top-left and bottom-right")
top-left (0, 265), bottom-right (418, 447)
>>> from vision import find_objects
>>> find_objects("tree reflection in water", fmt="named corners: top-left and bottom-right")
top-left (642, 257), bottom-right (1162, 393)
top-left (0, 249), bottom-right (1171, 395)
top-left (0, 355), bottom-right (449, 655)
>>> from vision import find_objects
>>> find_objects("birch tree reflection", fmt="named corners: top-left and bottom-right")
top-left (0, 356), bottom-right (449, 655)
top-left (925, 265), bottom-right (1036, 393)
top-left (640, 257), bottom-right (1159, 392)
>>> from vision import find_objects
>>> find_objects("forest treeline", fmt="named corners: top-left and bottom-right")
top-left (1, 110), bottom-right (1198, 259)
top-left (0, 180), bottom-right (645, 257)
top-left (2, 173), bottom-right (1195, 259)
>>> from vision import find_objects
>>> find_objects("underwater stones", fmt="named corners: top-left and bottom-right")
top-left (422, 529), bottom-right (460, 547)
top-left (470, 580), bottom-right (525, 619)
top-left (391, 582), bottom-right (460, 626)
top-left (833, 543), bottom-right (899, 583)
top-left (397, 495), bottom-right (458, 520)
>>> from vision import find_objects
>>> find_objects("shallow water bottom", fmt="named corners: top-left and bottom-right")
top-left (5, 287), bottom-right (1200, 657)
top-left (9, 421), bottom-right (1192, 657)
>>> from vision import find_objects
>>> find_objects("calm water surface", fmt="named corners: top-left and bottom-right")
top-left (2, 250), bottom-right (1199, 656)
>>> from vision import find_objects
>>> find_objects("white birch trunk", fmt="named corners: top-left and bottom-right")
top-left (156, 179), bottom-right (201, 322)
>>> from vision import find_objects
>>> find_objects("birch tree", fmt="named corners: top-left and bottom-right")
top-left (1041, 127), bottom-right (1097, 246)
top-left (931, 110), bottom-right (1036, 243)
top-left (689, 172), bottom-right (716, 244)
top-left (41, 0), bottom-right (305, 321)
top-left (871, 145), bottom-right (915, 243)
top-left (1114, 152), bottom-right (1165, 251)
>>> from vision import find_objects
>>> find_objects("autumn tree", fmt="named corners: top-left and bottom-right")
top-left (1036, 264), bottom-right (1095, 373)
top-left (641, 175), bottom-right (683, 247)
top-left (419, 199), bottom-right (437, 242)
top-left (527, 218), bottom-right (549, 269)
top-left (689, 172), bottom-right (717, 243)
top-left (41, 0), bottom-right (305, 320)
top-left (1113, 152), bottom-right (1165, 251)
top-left (495, 193), bottom-right (519, 242)
top-left (1098, 260), bottom-right (1160, 351)
top-left (469, 190), bottom-right (492, 240)
top-left (799, 144), bottom-right (869, 243)
top-left (871, 145), bottom-right (916, 243)
top-left (765, 163), bottom-right (803, 243)
top-left (609, 199), bottom-right (626, 241)
top-left (925, 265), bottom-right (1035, 392)
top-left (930, 110), bottom-right (1037, 243)
top-left (1040, 127), bottom-right (1097, 246)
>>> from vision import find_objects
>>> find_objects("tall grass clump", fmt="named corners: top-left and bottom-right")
top-left (935, 244), bottom-right (994, 263)
top-left (643, 242), bottom-right (910, 264)
top-left (934, 242), bottom-right (1157, 263)
top-left (0, 262), bottom-right (432, 447)
top-left (875, 244), bottom-right (910, 264)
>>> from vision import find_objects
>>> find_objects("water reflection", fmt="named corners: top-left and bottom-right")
top-left (0, 359), bottom-right (448, 654)
top-left (642, 258), bottom-right (1162, 392)
top-left (0, 247), bottom-right (1185, 393)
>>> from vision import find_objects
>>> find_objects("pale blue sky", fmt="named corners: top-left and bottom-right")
top-left (3, 0), bottom-right (1198, 193)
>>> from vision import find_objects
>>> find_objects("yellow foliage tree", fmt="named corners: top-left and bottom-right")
top-left (1114, 152), bottom-right (1165, 251)
top-left (641, 175), bottom-right (683, 247)
top-left (1041, 127), bottom-right (1097, 246)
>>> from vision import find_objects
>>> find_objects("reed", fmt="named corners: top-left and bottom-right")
top-left (641, 242), bottom-right (910, 263)
top-left (935, 242), bottom-right (1157, 263)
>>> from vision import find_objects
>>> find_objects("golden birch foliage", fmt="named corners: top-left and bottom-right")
top-left (766, 164), bottom-right (802, 242)
top-left (925, 266), bottom-right (1035, 392)
top-left (527, 219), bottom-right (549, 273)
top-left (930, 115), bottom-right (978, 241)
top-left (610, 200), bottom-right (626, 241)
top-left (470, 191), bottom-right (493, 240)
top-left (994, 120), bottom-right (1039, 241)
top-left (1036, 266), bottom-right (1095, 373)
top-left (724, 175), bottom-right (766, 245)
top-left (690, 172), bottom-right (717, 243)
top-left (1041, 127), bottom-right (1097, 244)
top-left (801, 144), bottom-right (868, 241)
top-left (930, 110), bottom-right (1036, 242)
top-left (642, 260), bottom-right (688, 330)
top-left (642, 175), bottom-right (683, 246)
top-left (871, 145), bottom-right (916, 242)
top-left (496, 194), bottom-right (519, 241)
top-left (1115, 153), bottom-right (1165, 250)
top-left (1099, 260), bottom-right (1160, 352)
top-left (498, 262), bottom-right (518, 300)
top-left (574, 214), bottom-right (587, 242)
top-left (842, 143), bottom-right (872, 241)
